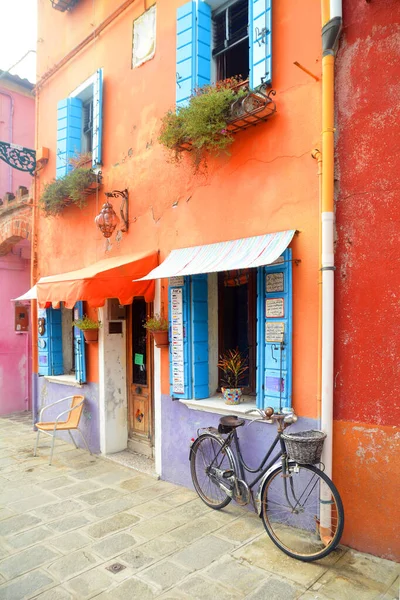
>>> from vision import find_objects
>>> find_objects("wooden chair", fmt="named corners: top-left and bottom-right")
top-left (33, 395), bottom-right (91, 465)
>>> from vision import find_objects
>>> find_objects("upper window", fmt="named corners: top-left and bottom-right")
top-left (212, 0), bottom-right (249, 81)
top-left (132, 5), bottom-right (157, 69)
top-left (56, 69), bottom-right (103, 178)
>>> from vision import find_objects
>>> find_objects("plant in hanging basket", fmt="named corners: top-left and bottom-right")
top-left (143, 314), bottom-right (169, 347)
top-left (218, 348), bottom-right (248, 405)
top-left (73, 315), bottom-right (101, 343)
top-left (159, 77), bottom-right (247, 167)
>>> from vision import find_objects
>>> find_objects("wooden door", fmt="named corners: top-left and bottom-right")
top-left (127, 298), bottom-right (153, 452)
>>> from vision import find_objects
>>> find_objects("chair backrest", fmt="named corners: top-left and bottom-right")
top-left (65, 395), bottom-right (85, 428)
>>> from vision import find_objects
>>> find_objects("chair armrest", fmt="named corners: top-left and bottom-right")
top-left (55, 400), bottom-right (85, 423)
top-left (38, 396), bottom-right (76, 422)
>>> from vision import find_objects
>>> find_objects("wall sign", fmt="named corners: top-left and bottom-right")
top-left (266, 376), bottom-right (284, 393)
top-left (171, 287), bottom-right (185, 394)
top-left (266, 271), bottom-right (284, 293)
top-left (169, 276), bottom-right (184, 287)
top-left (266, 298), bottom-right (284, 318)
top-left (266, 321), bottom-right (285, 342)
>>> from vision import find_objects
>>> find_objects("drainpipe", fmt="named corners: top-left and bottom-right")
top-left (320, 2), bottom-right (342, 484)
top-left (0, 89), bottom-right (14, 193)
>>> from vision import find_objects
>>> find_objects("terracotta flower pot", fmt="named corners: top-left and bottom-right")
top-left (83, 329), bottom-right (98, 343)
top-left (151, 330), bottom-right (169, 348)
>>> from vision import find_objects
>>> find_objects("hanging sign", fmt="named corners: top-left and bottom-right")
top-left (266, 298), bottom-right (284, 318)
top-left (266, 322), bottom-right (285, 342)
top-left (171, 287), bottom-right (185, 394)
top-left (266, 272), bottom-right (284, 293)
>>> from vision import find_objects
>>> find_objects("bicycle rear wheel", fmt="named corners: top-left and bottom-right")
top-left (190, 434), bottom-right (233, 509)
top-left (261, 462), bottom-right (344, 561)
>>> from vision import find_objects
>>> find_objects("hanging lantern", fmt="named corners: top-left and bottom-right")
top-left (95, 202), bottom-right (120, 238)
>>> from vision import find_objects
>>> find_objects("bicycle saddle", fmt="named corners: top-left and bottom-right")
top-left (218, 415), bottom-right (245, 433)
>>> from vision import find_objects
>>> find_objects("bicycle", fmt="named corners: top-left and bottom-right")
top-left (189, 407), bottom-right (344, 562)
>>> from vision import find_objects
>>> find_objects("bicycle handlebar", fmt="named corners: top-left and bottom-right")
top-left (244, 407), bottom-right (298, 425)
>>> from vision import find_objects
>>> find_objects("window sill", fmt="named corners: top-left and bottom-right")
top-left (44, 375), bottom-right (83, 388)
top-left (179, 394), bottom-right (257, 419)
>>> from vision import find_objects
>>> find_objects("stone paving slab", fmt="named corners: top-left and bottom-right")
top-left (0, 413), bottom-right (398, 600)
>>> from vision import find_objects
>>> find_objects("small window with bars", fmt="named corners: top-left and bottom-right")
top-left (212, 0), bottom-right (249, 81)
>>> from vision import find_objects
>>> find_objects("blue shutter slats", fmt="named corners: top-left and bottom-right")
top-left (257, 249), bottom-right (293, 410)
top-left (250, 0), bottom-right (272, 89)
top-left (92, 68), bottom-right (103, 168)
top-left (191, 274), bottom-right (209, 399)
top-left (56, 98), bottom-right (83, 179)
top-left (73, 302), bottom-right (87, 384)
top-left (38, 308), bottom-right (63, 376)
top-left (176, 1), bottom-right (196, 107)
top-left (196, 2), bottom-right (211, 89)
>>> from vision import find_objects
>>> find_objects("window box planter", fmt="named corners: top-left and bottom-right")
top-left (40, 169), bottom-right (102, 217)
top-left (161, 80), bottom-right (276, 159)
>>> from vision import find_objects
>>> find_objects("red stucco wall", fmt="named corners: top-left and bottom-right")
top-left (333, 0), bottom-right (400, 560)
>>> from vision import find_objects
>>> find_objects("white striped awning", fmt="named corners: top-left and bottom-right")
top-left (139, 230), bottom-right (296, 280)
top-left (12, 285), bottom-right (37, 302)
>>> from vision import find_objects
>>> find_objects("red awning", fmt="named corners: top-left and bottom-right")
top-left (34, 251), bottom-right (158, 309)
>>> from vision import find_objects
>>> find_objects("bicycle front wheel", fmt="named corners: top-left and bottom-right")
top-left (190, 434), bottom-right (233, 510)
top-left (261, 463), bottom-right (344, 562)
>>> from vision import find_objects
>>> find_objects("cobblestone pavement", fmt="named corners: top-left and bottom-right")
top-left (0, 413), bottom-right (398, 600)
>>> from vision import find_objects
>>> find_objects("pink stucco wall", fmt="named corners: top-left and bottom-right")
top-left (0, 247), bottom-right (32, 414)
top-left (0, 77), bottom-right (34, 415)
top-left (0, 79), bottom-right (35, 199)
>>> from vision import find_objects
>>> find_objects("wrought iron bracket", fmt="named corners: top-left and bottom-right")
top-left (104, 189), bottom-right (129, 232)
top-left (0, 141), bottom-right (36, 176)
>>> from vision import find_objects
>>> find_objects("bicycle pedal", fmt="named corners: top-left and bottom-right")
top-left (222, 470), bottom-right (234, 479)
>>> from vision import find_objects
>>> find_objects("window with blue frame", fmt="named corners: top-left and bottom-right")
top-left (56, 69), bottom-right (103, 178)
top-left (168, 249), bottom-right (293, 410)
top-left (176, 0), bottom-right (272, 107)
top-left (38, 302), bottom-right (87, 385)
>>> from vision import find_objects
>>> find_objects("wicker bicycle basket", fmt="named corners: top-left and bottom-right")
top-left (282, 430), bottom-right (327, 464)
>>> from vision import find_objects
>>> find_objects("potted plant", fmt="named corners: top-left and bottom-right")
top-left (39, 166), bottom-right (101, 217)
top-left (218, 349), bottom-right (249, 405)
top-left (143, 314), bottom-right (169, 348)
top-left (159, 77), bottom-right (247, 167)
top-left (73, 315), bottom-right (101, 343)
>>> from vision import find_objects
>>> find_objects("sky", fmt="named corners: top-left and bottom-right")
top-left (0, 0), bottom-right (37, 84)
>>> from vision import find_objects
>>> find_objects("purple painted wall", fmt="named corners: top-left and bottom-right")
top-left (36, 376), bottom-right (100, 454)
top-left (161, 394), bottom-right (318, 490)
top-left (0, 250), bottom-right (32, 415)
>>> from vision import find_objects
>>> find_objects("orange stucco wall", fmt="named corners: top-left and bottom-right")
top-left (36, 0), bottom-right (322, 414)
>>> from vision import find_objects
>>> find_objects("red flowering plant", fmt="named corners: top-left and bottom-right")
top-left (159, 77), bottom-right (247, 166)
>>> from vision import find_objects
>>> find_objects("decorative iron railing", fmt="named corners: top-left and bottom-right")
top-left (0, 141), bottom-right (36, 176)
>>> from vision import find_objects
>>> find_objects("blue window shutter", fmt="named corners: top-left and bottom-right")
top-left (73, 302), bottom-right (87, 384)
top-left (176, 1), bottom-right (196, 107)
top-left (257, 249), bottom-right (292, 410)
top-left (56, 98), bottom-right (83, 179)
top-left (196, 2), bottom-right (211, 89)
top-left (38, 308), bottom-right (63, 376)
top-left (92, 68), bottom-right (103, 168)
top-left (169, 278), bottom-right (192, 399)
top-left (249, 0), bottom-right (272, 89)
top-left (191, 274), bottom-right (209, 399)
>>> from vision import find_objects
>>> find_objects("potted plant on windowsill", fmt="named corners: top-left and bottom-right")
top-left (218, 348), bottom-right (248, 405)
top-left (143, 314), bottom-right (169, 348)
top-left (73, 315), bottom-right (101, 343)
